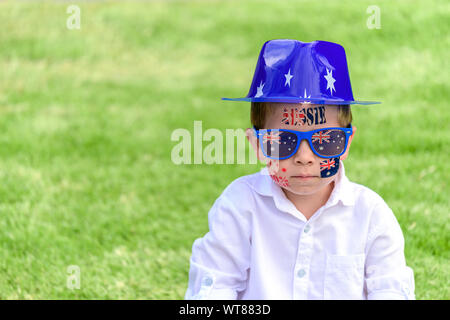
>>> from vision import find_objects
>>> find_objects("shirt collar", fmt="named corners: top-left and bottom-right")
top-left (250, 160), bottom-right (356, 211)
top-left (324, 161), bottom-right (355, 207)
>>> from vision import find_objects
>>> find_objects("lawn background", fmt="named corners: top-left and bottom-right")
top-left (0, 0), bottom-right (448, 299)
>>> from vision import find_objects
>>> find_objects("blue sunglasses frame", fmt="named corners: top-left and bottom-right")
top-left (253, 124), bottom-right (353, 160)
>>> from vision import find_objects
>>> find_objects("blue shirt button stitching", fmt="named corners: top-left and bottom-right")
top-left (297, 269), bottom-right (306, 278)
top-left (202, 276), bottom-right (213, 287)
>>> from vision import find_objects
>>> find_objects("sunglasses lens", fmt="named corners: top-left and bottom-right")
top-left (261, 130), bottom-right (298, 159)
top-left (311, 129), bottom-right (346, 156)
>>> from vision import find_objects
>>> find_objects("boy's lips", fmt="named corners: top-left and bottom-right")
top-left (291, 174), bottom-right (318, 179)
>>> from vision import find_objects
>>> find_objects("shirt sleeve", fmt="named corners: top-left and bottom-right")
top-left (364, 201), bottom-right (416, 300)
top-left (185, 191), bottom-right (251, 300)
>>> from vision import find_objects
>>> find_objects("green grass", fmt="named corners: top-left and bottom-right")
top-left (0, 0), bottom-right (448, 299)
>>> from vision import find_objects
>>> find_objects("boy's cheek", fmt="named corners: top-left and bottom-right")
top-left (267, 160), bottom-right (291, 187)
top-left (266, 159), bottom-right (289, 175)
top-left (270, 174), bottom-right (290, 188)
top-left (267, 159), bottom-right (280, 175)
top-left (319, 157), bottom-right (340, 178)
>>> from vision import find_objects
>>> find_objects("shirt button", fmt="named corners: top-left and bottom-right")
top-left (304, 225), bottom-right (311, 233)
top-left (202, 276), bottom-right (213, 287)
top-left (297, 269), bottom-right (306, 278)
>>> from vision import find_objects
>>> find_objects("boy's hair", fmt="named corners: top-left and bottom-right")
top-left (251, 102), bottom-right (352, 129)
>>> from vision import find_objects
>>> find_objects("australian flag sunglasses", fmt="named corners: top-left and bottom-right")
top-left (253, 124), bottom-right (353, 160)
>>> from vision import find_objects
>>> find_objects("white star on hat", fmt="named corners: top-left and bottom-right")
top-left (301, 88), bottom-right (311, 104)
top-left (255, 81), bottom-right (265, 97)
top-left (284, 68), bottom-right (293, 87)
top-left (324, 68), bottom-right (336, 95)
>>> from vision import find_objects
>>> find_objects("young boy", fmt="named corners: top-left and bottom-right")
top-left (185, 39), bottom-right (415, 300)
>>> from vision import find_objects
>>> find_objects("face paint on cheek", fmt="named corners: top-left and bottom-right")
top-left (267, 159), bottom-right (280, 175)
top-left (270, 174), bottom-right (290, 187)
top-left (319, 157), bottom-right (340, 178)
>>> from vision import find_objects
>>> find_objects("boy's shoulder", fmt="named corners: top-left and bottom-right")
top-left (218, 170), bottom-right (267, 203)
top-left (344, 179), bottom-right (400, 229)
top-left (220, 169), bottom-right (273, 199)
top-left (347, 179), bottom-right (392, 211)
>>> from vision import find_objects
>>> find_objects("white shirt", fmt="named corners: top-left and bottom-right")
top-left (185, 161), bottom-right (415, 300)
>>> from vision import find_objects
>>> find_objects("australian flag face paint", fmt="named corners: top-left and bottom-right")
top-left (320, 157), bottom-right (340, 178)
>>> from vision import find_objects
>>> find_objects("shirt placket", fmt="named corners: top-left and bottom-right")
top-left (292, 216), bottom-right (315, 300)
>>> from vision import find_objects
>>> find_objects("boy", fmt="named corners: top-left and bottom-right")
top-left (185, 39), bottom-right (415, 299)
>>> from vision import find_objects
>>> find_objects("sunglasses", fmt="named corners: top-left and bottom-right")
top-left (253, 124), bottom-right (353, 160)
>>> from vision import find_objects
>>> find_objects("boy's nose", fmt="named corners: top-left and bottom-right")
top-left (292, 139), bottom-right (315, 165)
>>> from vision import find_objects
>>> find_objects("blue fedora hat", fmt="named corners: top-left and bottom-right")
top-left (222, 39), bottom-right (380, 105)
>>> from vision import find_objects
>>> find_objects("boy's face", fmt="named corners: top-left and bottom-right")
top-left (247, 103), bottom-right (356, 196)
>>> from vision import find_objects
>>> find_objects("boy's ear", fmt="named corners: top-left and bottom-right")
top-left (245, 128), bottom-right (266, 162)
top-left (340, 125), bottom-right (357, 161)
